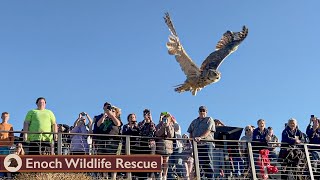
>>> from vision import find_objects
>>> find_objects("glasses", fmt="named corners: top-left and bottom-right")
top-left (245, 129), bottom-right (250, 131)
top-left (199, 109), bottom-right (206, 112)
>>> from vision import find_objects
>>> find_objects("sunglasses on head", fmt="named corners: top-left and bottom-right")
top-left (199, 109), bottom-right (206, 112)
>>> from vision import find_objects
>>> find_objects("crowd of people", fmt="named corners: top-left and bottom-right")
top-left (1, 97), bottom-right (320, 179)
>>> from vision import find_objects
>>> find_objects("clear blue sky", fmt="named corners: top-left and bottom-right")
top-left (1, 1), bottom-right (319, 139)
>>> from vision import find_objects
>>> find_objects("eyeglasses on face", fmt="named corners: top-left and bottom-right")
top-left (199, 109), bottom-right (206, 112)
top-left (245, 129), bottom-right (251, 131)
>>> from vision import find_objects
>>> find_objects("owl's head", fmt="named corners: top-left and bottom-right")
top-left (207, 70), bottom-right (221, 83)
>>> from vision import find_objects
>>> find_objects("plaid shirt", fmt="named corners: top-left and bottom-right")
top-left (138, 120), bottom-right (156, 137)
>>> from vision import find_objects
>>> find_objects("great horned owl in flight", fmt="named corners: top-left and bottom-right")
top-left (164, 13), bottom-right (248, 96)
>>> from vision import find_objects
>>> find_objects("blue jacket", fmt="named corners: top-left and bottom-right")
top-left (252, 128), bottom-right (269, 151)
top-left (306, 125), bottom-right (320, 149)
top-left (281, 126), bottom-right (303, 148)
top-left (252, 128), bottom-right (269, 142)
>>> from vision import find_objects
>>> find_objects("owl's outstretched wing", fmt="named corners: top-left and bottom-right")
top-left (216, 26), bottom-right (248, 51)
top-left (164, 13), bottom-right (201, 79)
top-left (200, 26), bottom-right (248, 71)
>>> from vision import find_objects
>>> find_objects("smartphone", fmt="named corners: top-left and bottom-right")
top-left (311, 115), bottom-right (315, 118)
top-left (106, 104), bottom-right (112, 110)
top-left (162, 117), bottom-right (168, 124)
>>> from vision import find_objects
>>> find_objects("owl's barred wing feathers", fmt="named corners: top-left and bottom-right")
top-left (164, 12), bottom-right (178, 37)
top-left (164, 13), bottom-right (201, 79)
top-left (215, 31), bottom-right (234, 51)
top-left (200, 26), bottom-right (248, 71)
top-left (216, 26), bottom-right (248, 51)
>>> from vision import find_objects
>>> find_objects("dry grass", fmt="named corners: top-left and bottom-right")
top-left (12, 173), bottom-right (93, 180)
top-left (10, 173), bottom-right (130, 180)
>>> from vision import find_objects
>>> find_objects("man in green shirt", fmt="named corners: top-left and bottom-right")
top-left (23, 97), bottom-right (57, 155)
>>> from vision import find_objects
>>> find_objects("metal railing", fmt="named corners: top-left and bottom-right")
top-left (1, 131), bottom-right (320, 179)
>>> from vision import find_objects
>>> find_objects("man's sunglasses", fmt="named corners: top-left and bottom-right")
top-left (199, 109), bottom-right (206, 112)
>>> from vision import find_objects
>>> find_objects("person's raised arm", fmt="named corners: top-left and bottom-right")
top-left (155, 123), bottom-right (163, 137)
top-left (174, 123), bottom-right (180, 132)
top-left (106, 110), bottom-right (121, 126)
top-left (86, 113), bottom-right (93, 134)
top-left (20, 146), bottom-right (25, 155)
top-left (97, 113), bottom-right (107, 127)
top-left (73, 118), bottom-right (81, 127)
top-left (166, 123), bottom-right (175, 138)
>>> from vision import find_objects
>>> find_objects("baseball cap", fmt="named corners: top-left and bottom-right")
top-left (199, 106), bottom-right (207, 111)
top-left (103, 102), bottom-right (111, 107)
top-left (143, 109), bottom-right (151, 116)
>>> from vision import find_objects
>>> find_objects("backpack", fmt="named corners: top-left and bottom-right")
top-left (284, 148), bottom-right (306, 168)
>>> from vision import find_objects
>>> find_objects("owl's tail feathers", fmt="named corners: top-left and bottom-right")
top-left (166, 36), bottom-right (181, 55)
top-left (174, 83), bottom-right (199, 96)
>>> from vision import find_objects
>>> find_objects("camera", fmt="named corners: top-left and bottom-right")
top-left (106, 104), bottom-right (112, 111)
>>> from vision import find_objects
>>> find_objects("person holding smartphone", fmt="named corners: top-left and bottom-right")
top-left (92, 102), bottom-right (122, 155)
top-left (137, 109), bottom-right (156, 179)
top-left (155, 112), bottom-right (175, 180)
top-left (306, 115), bottom-right (320, 151)
top-left (122, 113), bottom-right (140, 154)
top-left (70, 112), bottom-right (93, 155)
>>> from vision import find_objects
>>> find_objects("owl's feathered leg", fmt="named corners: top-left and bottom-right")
top-left (191, 88), bottom-right (201, 96)
top-left (174, 82), bottom-right (191, 93)
top-left (174, 83), bottom-right (191, 93)
top-left (174, 82), bottom-right (201, 96)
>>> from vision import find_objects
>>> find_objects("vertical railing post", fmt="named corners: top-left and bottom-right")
top-left (247, 142), bottom-right (257, 180)
top-left (192, 140), bottom-right (201, 180)
top-left (304, 144), bottom-right (315, 180)
top-left (125, 136), bottom-right (131, 155)
top-left (125, 136), bottom-right (132, 180)
top-left (57, 132), bottom-right (62, 155)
